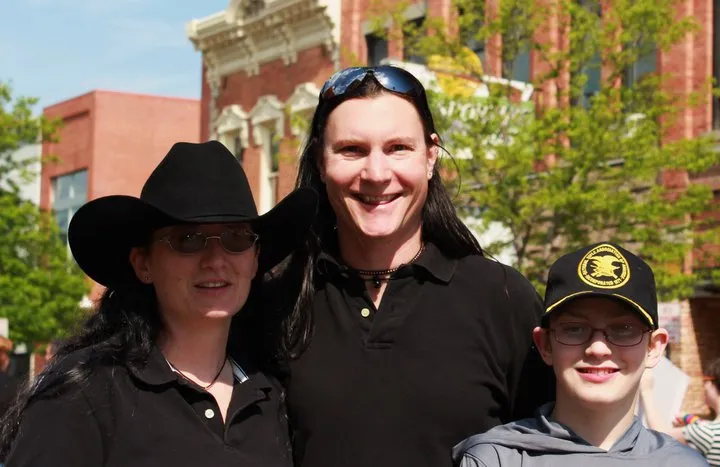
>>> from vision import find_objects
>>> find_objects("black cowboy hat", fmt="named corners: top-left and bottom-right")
top-left (68, 140), bottom-right (317, 288)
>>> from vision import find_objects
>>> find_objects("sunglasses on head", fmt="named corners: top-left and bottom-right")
top-left (319, 66), bottom-right (426, 100)
top-left (156, 229), bottom-right (259, 255)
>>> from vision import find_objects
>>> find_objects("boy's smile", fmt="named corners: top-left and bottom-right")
top-left (576, 366), bottom-right (620, 383)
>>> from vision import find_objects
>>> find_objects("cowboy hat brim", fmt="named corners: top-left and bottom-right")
top-left (68, 188), bottom-right (317, 288)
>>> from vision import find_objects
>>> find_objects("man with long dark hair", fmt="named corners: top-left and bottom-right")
top-left (273, 65), bottom-right (554, 467)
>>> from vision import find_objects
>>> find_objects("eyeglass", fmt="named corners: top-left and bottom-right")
top-left (156, 230), bottom-right (259, 255)
top-left (320, 66), bottom-right (426, 100)
top-left (550, 322), bottom-right (652, 347)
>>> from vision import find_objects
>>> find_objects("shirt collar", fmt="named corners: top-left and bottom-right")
top-left (130, 346), bottom-right (253, 387)
top-left (316, 241), bottom-right (457, 284)
top-left (129, 346), bottom-right (177, 386)
top-left (412, 242), bottom-right (457, 283)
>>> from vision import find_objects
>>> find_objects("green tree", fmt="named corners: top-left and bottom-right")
top-left (372, 0), bottom-right (720, 298)
top-left (0, 82), bottom-right (88, 346)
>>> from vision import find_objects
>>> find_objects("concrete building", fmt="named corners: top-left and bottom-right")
top-left (186, 0), bottom-right (719, 412)
top-left (41, 90), bottom-right (201, 295)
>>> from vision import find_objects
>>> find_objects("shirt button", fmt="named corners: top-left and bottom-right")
top-left (360, 308), bottom-right (371, 318)
top-left (204, 408), bottom-right (215, 419)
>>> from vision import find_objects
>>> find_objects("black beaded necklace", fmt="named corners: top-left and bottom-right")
top-left (351, 243), bottom-right (426, 288)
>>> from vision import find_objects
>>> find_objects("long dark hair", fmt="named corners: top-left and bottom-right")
top-left (277, 73), bottom-right (483, 359)
top-left (0, 281), bottom-right (159, 458)
top-left (0, 267), bottom-right (270, 459)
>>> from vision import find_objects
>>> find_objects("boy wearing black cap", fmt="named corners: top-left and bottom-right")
top-left (454, 243), bottom-right (708, 466)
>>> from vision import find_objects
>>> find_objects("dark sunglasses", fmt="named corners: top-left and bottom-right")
top-left (156, 230), bottom-right (259, 255)
top-left (319, 66), bottom-right (426, 100)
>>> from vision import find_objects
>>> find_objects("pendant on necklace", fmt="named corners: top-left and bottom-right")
top-left (372, 276), bottom-right (382, 288)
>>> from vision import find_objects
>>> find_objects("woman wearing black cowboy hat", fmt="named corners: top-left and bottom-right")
top-left (0, 141), bottom-right (317, 467)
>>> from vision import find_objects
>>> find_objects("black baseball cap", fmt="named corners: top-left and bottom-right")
top-left (542, 242), bottom-right (658, 329)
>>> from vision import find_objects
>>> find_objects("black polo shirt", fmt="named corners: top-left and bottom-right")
top-left (7, 347), bottom-right (291, 467)
top-left (286, 243), bottom-right (554, 467)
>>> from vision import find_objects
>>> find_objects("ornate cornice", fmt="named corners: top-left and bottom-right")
top-left (187, 0), bottom-right (339, 78)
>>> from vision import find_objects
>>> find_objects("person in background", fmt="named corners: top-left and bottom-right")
top-left (454, 243), bottom-right (707, 466)
top-left (0, 337), bottom-right (19, 417)
top-left (43, 338), bottom-right (64, 363)
top-left (273, 65), bottom-right (553, 467)
top-left (641, 357), bottom-right (720, 465)
top-left (0, 141), bottom-right (317, 466)
top-left (0, 336), bottom-right (19, 466)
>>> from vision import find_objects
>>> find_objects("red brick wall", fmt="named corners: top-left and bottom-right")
top-left (680, 298), bottom-right (720, 413)
top-left (204, 45), bottom-right (334, 202)
top-left (41, 92), bottom-right (95, 211)
top-left (663, 0), bottom-right (713, 142)
top-left (42, 91), bottom-right (201, 299)
top-left (339, 0), bottom-right (452, 67)
top-left (92, 91), bottom-right (201, 199)
top-left (662, 0), bottom-right (720, 412)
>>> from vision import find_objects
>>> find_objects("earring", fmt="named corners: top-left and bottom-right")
top-left (145, 276), bottom-right (151, 283)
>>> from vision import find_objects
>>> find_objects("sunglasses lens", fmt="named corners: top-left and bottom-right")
top-left (320, 67), bottom-right (367, 98)
top-left (220, 231), bottom-right (257, 253)
top-left (373, 66), bottom-right (420, 95)
top-left (169, 233), bottom-right (206, 254)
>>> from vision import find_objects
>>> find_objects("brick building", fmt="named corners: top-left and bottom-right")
top-left (41, 90), bottom-right (201, 296)
top-left (187, 0), bottom-right (719, 412)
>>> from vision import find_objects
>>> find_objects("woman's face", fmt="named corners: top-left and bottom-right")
top-left (130, 223), bottom-right (258, 326)
top-left (320, 93), bottom-right (438, 245)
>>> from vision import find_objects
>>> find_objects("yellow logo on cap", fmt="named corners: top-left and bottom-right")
top-left (578, 244), bottom-right (630, 289)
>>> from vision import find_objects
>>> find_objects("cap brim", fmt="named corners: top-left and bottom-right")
top-left (543, 290), bottom-right (656, 328)
top-left (68, 188), bottom-right (318, 288)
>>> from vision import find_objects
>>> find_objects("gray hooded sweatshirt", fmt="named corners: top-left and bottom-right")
top-left (453, 404), bottom-right (708, 467)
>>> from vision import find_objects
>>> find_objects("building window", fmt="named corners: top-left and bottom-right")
top-left (403, 16), bottom-right (426, 64)
top-left (509, 48), bottom-right (531, 83)
top-left (249, 95), bottom-right (285, 214)
top-left (458, 6), bottom-right (485, 71)
top-left (577, 52), bottom-right (602, 107)
top-left (466, 36), bottom-right (485, 70)
top-left (51, 169), bottom-right (88, 245)
top-left (262, 128), bottom-right (280, 210)
top-left (625, 44), bottom-right (657, 86)
top-left (366, 33), bottom-right (388, 66)
top-left (287, 82), bottom-right (320, 138)
top-left (227, 132), bottom-right (245, 164)
top-left (215, 105), bottom-right (249, 163)
top-left (714, 0), bottom-right (720, 129)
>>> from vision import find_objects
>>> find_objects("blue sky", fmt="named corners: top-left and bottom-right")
top-left (2, 0), bottom-right (229, 111)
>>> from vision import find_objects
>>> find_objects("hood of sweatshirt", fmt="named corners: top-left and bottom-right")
top-left (453, 403), bottom-right (677, 459)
